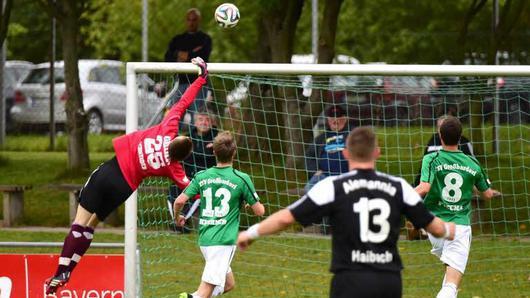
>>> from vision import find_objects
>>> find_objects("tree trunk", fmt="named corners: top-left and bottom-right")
top-left (284, 0), bottom-right (344, 169)
top-left (242, 0), bottom-right (304, 164)
top-left (0, 0), bottom-right (13, 45)
top-left (240, 14), bottom-right (271, 154)
top-left (61, 0), bottom-right (89, 171)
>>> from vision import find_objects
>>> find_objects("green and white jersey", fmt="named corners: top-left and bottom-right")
top-left (183, 166), bottom-right (259, 246)
top-left (420, 149), bottom-right (490, 225)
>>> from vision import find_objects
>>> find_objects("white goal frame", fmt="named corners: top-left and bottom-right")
top-left (124, 62), bottom-right (530, 297)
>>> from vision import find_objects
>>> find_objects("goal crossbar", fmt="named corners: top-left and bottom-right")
top-left (127, 62), bottom-right (530, 76)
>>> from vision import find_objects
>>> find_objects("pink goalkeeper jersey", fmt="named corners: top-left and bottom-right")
top-left (112, 76), bottom-right (207, 191)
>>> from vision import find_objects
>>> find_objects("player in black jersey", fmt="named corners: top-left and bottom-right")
top-left (237, 127), bottom-right (456, 298)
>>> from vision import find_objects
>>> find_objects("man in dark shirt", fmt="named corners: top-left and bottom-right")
top-left (305, 105), bottom-right (351, 193)
top-left (168, 108), bottom-right (218, 231)
top-left (165, 8), bottom-right (212, 126)
top-left (183, 108), bottom-right (219, 178)
top-left (237, 126), bottom-right (456, 298)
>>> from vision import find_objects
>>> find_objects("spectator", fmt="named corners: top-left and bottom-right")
top-left (183, 107), bottom-right (219, 178)
top-left (164, 8), bottom-right (212, 126)
top-left (168, 107), bottom-right (218, 232)
top-left (305, 105), bottom-right (351, 193)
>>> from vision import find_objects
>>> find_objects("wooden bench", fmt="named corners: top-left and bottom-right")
top-left (48, 184), bottom-right (120, 226)
top-left (0, 185), bottom-right (32, 227)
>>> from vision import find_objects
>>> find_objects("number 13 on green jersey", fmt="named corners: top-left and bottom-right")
top-left (184, 166), bottom-right (259, 246)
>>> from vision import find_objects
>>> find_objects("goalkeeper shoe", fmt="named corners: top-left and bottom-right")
top-left (178, 293), bottom-right (193, 298)
top-left (45, 271), bottom-right (70, 294)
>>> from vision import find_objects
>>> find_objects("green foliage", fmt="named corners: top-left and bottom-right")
top-left (0, 151), bottom-right (113, 226)
top-left (7, 0), bottom-right (529, 64)
top-left (82, 0), bottom-right (261, 63)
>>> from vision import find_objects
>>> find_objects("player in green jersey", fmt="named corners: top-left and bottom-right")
top-left (174, 131), bottom-right (265, 298)
top-left (415, 116), bottom-right (500, 298)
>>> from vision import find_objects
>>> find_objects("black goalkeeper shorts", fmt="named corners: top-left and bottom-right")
top-left (330, 270), bottom-right (402, 298)
top-left (78, 156), bottom-right (133, 221)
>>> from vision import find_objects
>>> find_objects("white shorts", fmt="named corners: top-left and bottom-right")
top-left (428, 225), bottom-right (471, 274)
top-left (200, 245), bottom-right (236, 286)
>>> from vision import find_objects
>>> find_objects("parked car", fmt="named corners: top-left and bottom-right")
top-left (4, 61), bottom-right (34, 131)
top-left (10, 60), bottom-right (163, 133)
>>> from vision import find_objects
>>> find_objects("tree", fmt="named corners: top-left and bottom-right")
top-left (41, 0), bottom-right (89, 171)
top-left (0, 0), bottom-right (12, 45)
top-left (285, 0), bottom-right (344, 168)
top-left (238, 0), bottom-right (304, 165)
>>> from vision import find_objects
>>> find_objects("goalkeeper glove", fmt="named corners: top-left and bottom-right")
top-left (191, 57), bottom-right (208, 79)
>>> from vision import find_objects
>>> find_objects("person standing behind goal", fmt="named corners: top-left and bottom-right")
top-left (174, 131), bottom-right (265, 298)
top-left (237, 126), bottom-right (456, 298)
top-left (415, 116), bottom-right (500, 298)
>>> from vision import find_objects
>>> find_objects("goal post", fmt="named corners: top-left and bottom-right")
top-left (125, 62), bottom-right (530, 297)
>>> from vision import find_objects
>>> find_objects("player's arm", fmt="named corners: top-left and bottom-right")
top-left (238, 177), bottom-right (333, 251)
top-left (415, 154), bottom-right (434, 196)
top-left (400, 179), bottom-right (455, 240)
top-left (415, 181), bottom-right (431, 197)
top-left (249, 202), bottom-right (265, 216)
top-left (424, 217), bottom-right (455, 240)
top-left (162, 58), bottom-right (208, 126)
top-left (474, 165), bottom-right (502, 200)
top-left (480, 188), bottom-right (501, 200)
top-left (241, 174), bottom-right (265, 216)
top-left (173, 193), bottom-right (191, 227)
top-left (174, 176), bottom-right (200, 227)
top-left (237, 209), bottom-right (295, 251)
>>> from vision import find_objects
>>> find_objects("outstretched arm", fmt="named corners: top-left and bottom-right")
top-left (237, 209), bottom-right (295, 251)
top-left (425, 217), bottom-right (455, 240)
top-left (162, 57), bottom-right (209, 127)
top-left (480, 188), bottom-right (501, 200)
top-left (415, 181), bottom-right (431, 197)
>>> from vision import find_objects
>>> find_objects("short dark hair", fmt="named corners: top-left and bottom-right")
top-left (347, 126), bottom-right (377, 162)
top-left (213, 131), bottom-right (236, 163)
top-left (325, 105), bottom-right (346, 118)
top-left (438, 116), bottom-right (462, 146)
top-left (168, 136), bottom-right (193, 161)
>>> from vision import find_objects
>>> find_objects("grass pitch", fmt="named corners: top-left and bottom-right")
top-left (139, 232), bottom-right (529, 298)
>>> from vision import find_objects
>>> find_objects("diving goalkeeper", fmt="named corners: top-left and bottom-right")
top-left (45, 57), bottom-right (209, 294)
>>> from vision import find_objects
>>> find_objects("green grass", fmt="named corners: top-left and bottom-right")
top-left (0, 230), bottom-right (527, 297)
top-left (0, 151), bottom-right (114, 226)
top-left (1, 125), bottom-right (529, 233)
top-left (1, 133), bottom-right (118, 152)
top-left (137, 231), bottom-right (529, 298)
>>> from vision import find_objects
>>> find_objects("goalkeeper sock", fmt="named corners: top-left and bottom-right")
top-left (55, 224), bottom-right (86, 276)
top-left (436, 283), bottom-right (457, 298)
top-left (67, 226), bottom-right (95, 272)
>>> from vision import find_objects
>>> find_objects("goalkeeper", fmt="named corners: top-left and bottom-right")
top-left (45, 57), bottom-right (209, 294)
top-left (415, 116), bottom-right (500, 298)
top-left (175, 131), bottom-right (265, 298)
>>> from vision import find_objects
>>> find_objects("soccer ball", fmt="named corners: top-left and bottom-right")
top-left (214, 3), bottom-right (240, 28)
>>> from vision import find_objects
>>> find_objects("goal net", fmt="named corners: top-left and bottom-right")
top-left (127, 63), bottom-right (529, 297)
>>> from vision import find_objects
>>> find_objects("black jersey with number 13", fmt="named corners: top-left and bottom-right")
top-left (289, 169), bottom-right (434, 273)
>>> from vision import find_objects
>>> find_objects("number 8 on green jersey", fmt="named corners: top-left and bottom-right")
top-left (420, 150), bottom-right (490, 225)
